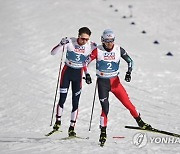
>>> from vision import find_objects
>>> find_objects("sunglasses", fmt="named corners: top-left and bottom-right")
top-left (103, 38), bottom-right (114, 43)
top-left (80, 37), bottom-right (89, 41)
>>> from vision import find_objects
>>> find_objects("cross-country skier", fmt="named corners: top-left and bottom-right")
top-left (51, 27), bottom-right (96, 137)
top-left (84, 29), bottom-right (152, 145)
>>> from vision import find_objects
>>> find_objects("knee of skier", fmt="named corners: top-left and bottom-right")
top-left (100, 98), bottom-right (109, 116)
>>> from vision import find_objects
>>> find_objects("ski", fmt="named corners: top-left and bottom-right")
top-left (45, 130), bottom-right (62, 137)
top-left (99, 142), bottom-right (105, 147)
top-left (59, 136), bottom-right (89, 140)
top-left (125, 126), bottom-right (180, 138)
top-left (112, 136), bottom-right (125, 139)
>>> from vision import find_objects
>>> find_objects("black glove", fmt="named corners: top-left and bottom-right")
top-left (125, 72), bottom-right (131, 82)
top-left (85, 73), bottom-right (92, 84)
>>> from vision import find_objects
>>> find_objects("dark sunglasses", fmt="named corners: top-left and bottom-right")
top-left (103, 38), bottom-right (114, 43)
top-left (80, 37), bottom-right (89, 41)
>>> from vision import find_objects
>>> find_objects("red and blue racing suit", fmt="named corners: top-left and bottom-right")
top-left (85, 44), bottom-right (139, 127)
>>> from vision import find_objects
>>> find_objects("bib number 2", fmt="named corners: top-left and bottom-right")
top-left (107, 63), bottom-right (112, 70)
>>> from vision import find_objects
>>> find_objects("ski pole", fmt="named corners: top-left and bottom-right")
top-left (89, 80), bottom-right (97, 131)
top-left (50, 45), bottom-right (65, 126)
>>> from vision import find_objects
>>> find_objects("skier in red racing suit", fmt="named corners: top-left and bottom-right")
top-left (84, 29), bottom-right (152, 145)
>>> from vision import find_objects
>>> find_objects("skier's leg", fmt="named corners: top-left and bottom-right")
top-left (68, 69), bottom-right (83, 137)
top-left (110, 77), bottom-right (139, 118)
top-left (56, 65), bottom-right (70, 122)
top-left (97, 78), bottom-right (110, 128)
top-left (110, 77), bottom-right (152, 129)
top-left (97, 78), bottom-right (110, 144)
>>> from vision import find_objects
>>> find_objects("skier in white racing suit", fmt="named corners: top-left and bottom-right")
top-left (51, 27), bottom-right (96, 137)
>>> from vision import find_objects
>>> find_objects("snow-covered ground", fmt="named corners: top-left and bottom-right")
top-left (0, 0), bottom-right (180, 153)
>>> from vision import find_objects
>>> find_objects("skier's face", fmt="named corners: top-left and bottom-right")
top-left (103, 39), bottom-right (114, 50)
top-left (78, 33), bottom-right (90, 45)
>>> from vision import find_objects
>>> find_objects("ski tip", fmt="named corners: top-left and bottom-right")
top-left (125, 125), bottom-right (140, 129)
top-left (113, 136), bottom-right (125, 139)
top-left (125, 125), bottom-right (132, 128)
top-left (45, 130), bottom-right (62, 137)
top-left (100, 143), bottom-right (105, 147)
top-left (125, 125), bottom-right (131, 128)
top-left (99, 141), bottom-right (106, 147)
top-left (45, 133), bottom-right (53, 137)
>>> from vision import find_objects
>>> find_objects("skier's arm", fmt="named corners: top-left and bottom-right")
top-left (86, 48), bottom-right (98, 65)
top-left (83, 48), bottom-right (98, 74)
top-left (51, 44), bottom-right (64, 55)
top-left (120, 47), bottom-right (133, 73)
top-left (51, 37), bottom-right (69, 55)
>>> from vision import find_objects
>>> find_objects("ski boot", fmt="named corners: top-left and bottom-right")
top-left (99, 127), bottom-right (107, 147)
top-left (68, 126), bottom-right (76, 137)
top-left (53, 121), bottom-right (61, 131)
top-left (135, 116), bottom-right (152, 130)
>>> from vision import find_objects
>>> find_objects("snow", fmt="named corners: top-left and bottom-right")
top-left (0, 0), bottom-right (180, 153)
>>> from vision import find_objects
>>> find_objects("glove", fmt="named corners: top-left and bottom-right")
top-left (85, 73), bottom-right (92, 84)
top-left (60, 37), bottom-right (69, 45)
top-left (125, 72), bottom-right (131, 82)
